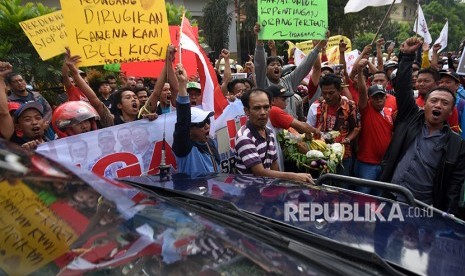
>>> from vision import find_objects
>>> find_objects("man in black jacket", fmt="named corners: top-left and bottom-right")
top-left (380, 37), bottom-right (465, 215)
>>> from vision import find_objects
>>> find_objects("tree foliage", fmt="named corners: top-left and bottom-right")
top-left (200, 0), bottom-right (232, 57)
top-left (0, 0), bottom-right (61, 90)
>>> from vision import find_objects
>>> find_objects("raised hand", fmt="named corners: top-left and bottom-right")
top-left (175, 63), bottom-right (188, 84)
top-left (400, 37), bottom-right (422, 54)
top-left (339, 39), bottom-right (347, 53)
top-left (220, 49), bottom-right (230, 60)
top-left (166, 44), bottom-right (177, 62)
top-left (268, 40), bottom-right (276, 50)
top-left (376, 38), bottom-right (385, 48)
top-left (315, 30), bottom-right (330, 51)
top-left (0, 61), bottom-right (13, 78)
top-left (432, 43), bottom-right (442, 53)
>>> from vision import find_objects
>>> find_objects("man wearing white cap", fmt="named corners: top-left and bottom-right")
top-left (173, 64), bottom-right (219, 174)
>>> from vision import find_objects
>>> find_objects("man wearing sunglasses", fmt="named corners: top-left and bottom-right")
top-left (173, 64), bottom-right (220, 174)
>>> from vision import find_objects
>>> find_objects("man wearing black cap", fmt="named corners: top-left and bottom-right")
top-left (356, 83), bottom-right (394, 191)
top-left (439, 70), bottom-right (465, 139)
top-left (10, 101), bottom-right (50, 150)
top-left (268, 84), bottom-right (320, 170)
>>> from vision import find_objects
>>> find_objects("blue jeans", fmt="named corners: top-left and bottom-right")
top-left (355, 160), bottom-right (382, 195)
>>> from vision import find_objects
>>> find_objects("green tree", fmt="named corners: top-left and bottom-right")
top-left (0, 0), bottom-right (62, 91)
top-left (200, 0), bottom-right (232, 57)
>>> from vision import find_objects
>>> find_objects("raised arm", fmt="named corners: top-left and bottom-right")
top-left (285, 31), bottom-right (329, 90)
top-left (339, 39), bottom-right (350, 81)
top-left (268, 40), bottom-right (277, 57)
top-left (253, 23), bottom-right (267, 88)
top-left (356, 59), bottom-right (369, 110)
top-left (0, 62), bottom-right (14, 140)
top-left (396, 37), bottom-right (422, 121)
top-left (376, 38), bottom-right (385, 71)
top-left (220, 49), bottom-right (232, 96)
top-left (349, 44), bottom-right (372, 80)
top-left (431, 43), bottom-right (441, 71)
top-left (64, 48), bottom-right (114, 127)
top-left (146, 45), bottom-right (177, 113)
top-left (172, 63), bottom-right (193, 157)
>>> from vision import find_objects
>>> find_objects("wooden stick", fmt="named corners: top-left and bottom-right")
top-left (370, 0), bottom-right (398, 45)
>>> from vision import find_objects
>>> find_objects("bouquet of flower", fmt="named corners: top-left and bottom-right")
top-left (277, 129), bottom-right (344, 174)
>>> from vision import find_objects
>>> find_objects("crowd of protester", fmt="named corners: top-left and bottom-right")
top-left (1, 22), bottom-right (464, 217)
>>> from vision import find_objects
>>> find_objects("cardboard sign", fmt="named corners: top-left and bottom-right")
top-left (257, 0), bottom-right (328, 40)
top-left (295, 35), bottom-right (352, 55)
top-left (19, 11), bottom-right (68, 60)
top-left (0, 181), bottom-right (78, 275)
top-left (60, 0), bottom-right (170, 66)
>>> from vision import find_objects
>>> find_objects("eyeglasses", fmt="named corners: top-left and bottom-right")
top-left (191, 117), bottom-right (210, 128)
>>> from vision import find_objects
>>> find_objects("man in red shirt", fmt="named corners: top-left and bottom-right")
top-left (267, 84), bottom-right (320, 171)
top-left (356, 84), bottom-right (394, 193)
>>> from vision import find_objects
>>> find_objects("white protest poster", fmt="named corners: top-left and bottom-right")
top-left (457, 50), bottom-right (465, 76)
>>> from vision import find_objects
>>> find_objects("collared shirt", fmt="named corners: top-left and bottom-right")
top-left (391, 124), bottom-right (448, 204)
top-left (234, 121), bottom-right (277, 174)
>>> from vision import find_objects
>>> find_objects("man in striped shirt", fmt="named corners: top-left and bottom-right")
top-left (234, 88), bottom-right (314, 184)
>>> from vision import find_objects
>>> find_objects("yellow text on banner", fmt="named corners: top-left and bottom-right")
top-left (60, 0), bottom-right (171, 66)
top-left (19, 11), bottom-right (68, 61)
top-left (0, 180), bottom-right (78, 275)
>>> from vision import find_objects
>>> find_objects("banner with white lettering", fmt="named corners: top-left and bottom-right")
top-left (37, 103), bottom-right (247, 179)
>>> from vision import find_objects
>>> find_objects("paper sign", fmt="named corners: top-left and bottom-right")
top-left (60, 0), bottom-right (171, 66)
top-left (257, 0), bottom-right (328, 40)
top-left (295, 35), bottom-right (352, 55)
top-left (0, 181), bottom-right (78, 275)
top-left (19, 11), bottom-right (68, 60)
top-left (231, 73), bottom-right (248, 80)
top-left (345, 49), bottom-right (360, 75)
top-left (457, 50), bottom-right (465, 76)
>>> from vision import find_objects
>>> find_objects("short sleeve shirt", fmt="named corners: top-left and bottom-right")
top-left (269, 106), bottom-right (294, 129)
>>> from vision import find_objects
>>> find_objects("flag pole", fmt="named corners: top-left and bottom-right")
top-left (414, 0), bottom-right (419, 38)
top-left (370, 0), bottom-right (398, 45)
top-left (179, 12), bottom-right (186, 63)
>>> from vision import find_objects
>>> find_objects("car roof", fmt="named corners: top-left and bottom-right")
top-left (123, 173), bottom-right (465, 276)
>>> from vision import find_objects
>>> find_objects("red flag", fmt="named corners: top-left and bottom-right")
top-left (179, 17), bottom-right (228, 118)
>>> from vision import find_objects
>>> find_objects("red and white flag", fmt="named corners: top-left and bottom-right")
top-left (413, 4), bottom-right (432, 44)
top-left (344, 0), bottom-right (401, 14)
top-left (179, 16), bottom-right (228, 118)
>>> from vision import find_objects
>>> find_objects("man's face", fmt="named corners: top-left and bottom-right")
top-left (118, 90), bottom-right (139, 116)
top-left (107, 79), bottom-right (117, 90)
top-left (70, 142), bottom-right (87, 162)
top-left (68, 120), bottom-right (92, 136)
top-left (15, 109), bottom-right (45, 140)
top-left (136, 80), bottom-right (144, 89)
top-left (245, 92), bottom-right (270, 129)
top-left (370, 93), bottom-right (387, 112)
top-left (412, 70), bottom-right (419, 89)
top-left (231, 82), bottom-right (246, 96)
top-left (321, 84), bottom-right (341, 106)
top-left (126, 76), bottom-right (136, 88)
top-left (99, 83), bottom-right (111, 95)
top-left (439, 76), bottom-right (459, 94)
top-left (161, 83), bottom-right (171, 103)
top-left (266, 61), bottom-right (282, 82)
top-left (98, 135), bottom-right (116, 155)
top-left (188, 89), bottom-right (201, 106)
top-left (9, 75), bottom-right (27, 92)
top-left (272, 96), bottom-right (287, 110)
top-left (424, 90), bottom-right (454, 127)
top-left (372, 73), bottom-right (388, 88)
top-left (137, 91), bottom-right (148, 106)
top-left (117, 128), bottom-right (132, 147)
top-left (416, 73), bottom-right (437, 95)
top-left (190, 117), bottom-right (211, 143)
top-left (132, 127), bottom-right (150, 148)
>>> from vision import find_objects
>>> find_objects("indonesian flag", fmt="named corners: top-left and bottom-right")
top-left (344, 0), bottom-right (401, 14)
top-left (179, 16), bottom-right (228, 118)
top-left (413, 4), bottom-right (432, 44)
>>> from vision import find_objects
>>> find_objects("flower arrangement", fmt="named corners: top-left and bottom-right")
top-left (277, 128), bottom-right (344, 174)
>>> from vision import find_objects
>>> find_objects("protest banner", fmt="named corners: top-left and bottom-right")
top-left (121, 26), bottom-right (199, 78)
top-left (295, 35), bottom-right (352, 55)
top-left (0, 180), bottom-right (78, 275)
top-left (60, 0), bottom-right (170, 66)
top-left (231, 73), bottom-right (248, 80)
top-left (457, 50), bottom-right (465, 76)
top-left (345, 49), bottom-right (360, 75)
top-left (37, 101), bottom-right (247, 179)
top-left (257, 0), bottom-right (327, 40)
top-left (19, 10), bottom-right (67, 60)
